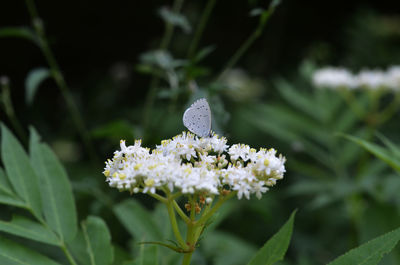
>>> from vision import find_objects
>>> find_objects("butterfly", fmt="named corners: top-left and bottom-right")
top-left (183, 98), bottom-right (212, 137)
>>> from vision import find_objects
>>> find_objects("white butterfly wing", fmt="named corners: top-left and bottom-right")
top-left (183, 98), bottom-right (211, 137)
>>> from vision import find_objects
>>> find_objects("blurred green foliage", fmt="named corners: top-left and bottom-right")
top-left (1, 0), bottom-right (400, 264)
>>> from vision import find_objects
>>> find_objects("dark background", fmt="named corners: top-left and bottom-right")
top-left (2, 0), bottom-right (400, 135)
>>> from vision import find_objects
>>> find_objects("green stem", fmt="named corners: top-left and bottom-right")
top-left (166, 196), bottom-right (187, 249)
top-left (182, 251), bottom-right (194, 265)
top-left (170, 191), bottom-right (183, 200)
top-left (181, 195), bottom-right (196, 265)
top-left (368, 89), bottom-right (382, 114)
top-left (181, 192), bottom-right (235, 265)
top-left (190, 194), bottom-right (196, 220)
top-left (197, 191), bottom-right (235, 224)
top-left (32, 208), bottom-right (78, 265)
top-left (186, 0), bottom-right (216, 59)
top-left (25, 0), bottom-right (97, 162)
top-left (160, 0), bottom-right (185, 49)
top-left (0, 78), bottom-right (28, 144)
top-left (173, 200), bottom-right (191, 224)
top-left (201, 195), bottom-right (214, 215)
top-left (61, 244), bottom-right (79, 265)
top-left (216, 5), bottom-right (276, 81)
top-left (143, 0), bottom-right (185, 138)
top-left (149, 192), bottom-right (167, 203)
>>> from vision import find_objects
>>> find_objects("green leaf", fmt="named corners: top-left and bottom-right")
top-left (0, 215), bottom-right (60, 246)
top-left (68, 230), bottom-right (89, 265)
top-left (158, 7), bottom-right (191, 33)
top-left (112, 245), bottom-right (131, 265)
top-left (243, 107), bottom-right (332, 168)
top-left (0, 236), bottom-right (62, 265)
top-left (275, 79), bottom-right (323, 121)
top-left (314, 89), bottom-right (344, 123)
top-left (29, 127), bottom-right (77, 242)
top-left (0, 167), bottom-right (26, 208)
top-left (342, 134), bottom-right (400, 172)
top-left (25, 68), bottom-right (51, 105)
top-left (81, 216), bottom-right (114, 265)
top-left (376, 133), bottom-right (400, 160)
top-left (327, 226), bottom-right (400, 265)
top-left (192, 45), bottom-right (215, 63)
top-left (1, 124), bottom-right (42, 219)
top-left (257, 104), bottom-right (330, 145)
top-left (334, 102), bottom-right (359, 132)
top-left (202, 231), bottom-right (257, 265)
top-left (140, 50), bottom-right (186, 70)
top-left (0, 167), bottom-right (13, 193)
top-left (246, 210), bottom-right (296, 265)
top-left (132, 245), bottom-right (159, 265)
top-left (0, 190), bottom-right (26, 208)
top-left (0, 26), bottom-right (38, 44)
top-left (114, 199), bottom-right (162, 241)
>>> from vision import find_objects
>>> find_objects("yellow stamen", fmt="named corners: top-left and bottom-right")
top-left (145, 179), bottom-right (155, 187)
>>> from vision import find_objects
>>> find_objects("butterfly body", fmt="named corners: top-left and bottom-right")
top-left (183, 98), bottom-right (212, 137)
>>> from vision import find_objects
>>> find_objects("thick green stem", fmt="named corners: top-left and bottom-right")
top-left (25, 0), bottom-right (97, 162)
top-left (181, 196), bottom-right (196, 265)
top-left (182, 251), bottom-right (194, 265)
top-left (186, 0), bottom-right (216, 59)
top-left (166, 198), bottom-right (187, 249)
top-left (181, 192), bottom-right (236, 265)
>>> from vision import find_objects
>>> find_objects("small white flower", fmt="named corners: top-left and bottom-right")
top-left (228, 144), bottom-right (251, 161)
top-left (253, 181), bottom-right (268, 200)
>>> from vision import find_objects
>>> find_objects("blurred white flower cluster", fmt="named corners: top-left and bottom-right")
top-left (103, 132), bottom-right (286, 200)
top-left (312, 66), bottom-right (400, 91)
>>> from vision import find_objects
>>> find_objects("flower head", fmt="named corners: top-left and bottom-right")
top-left (103, 132), bottom-right (286, 200)
top-left (312, 67), bottom-right (357, 89)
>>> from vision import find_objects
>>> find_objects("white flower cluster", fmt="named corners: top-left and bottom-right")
top-left (312, 66), bottom-right (400, 91)
top-left (103, 132), bottom-right (286, 200)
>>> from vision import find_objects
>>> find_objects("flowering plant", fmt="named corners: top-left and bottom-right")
top-left (312, 65), bottom-right (400, 91)
top-left (103, 132), bottom-right (286, 264)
